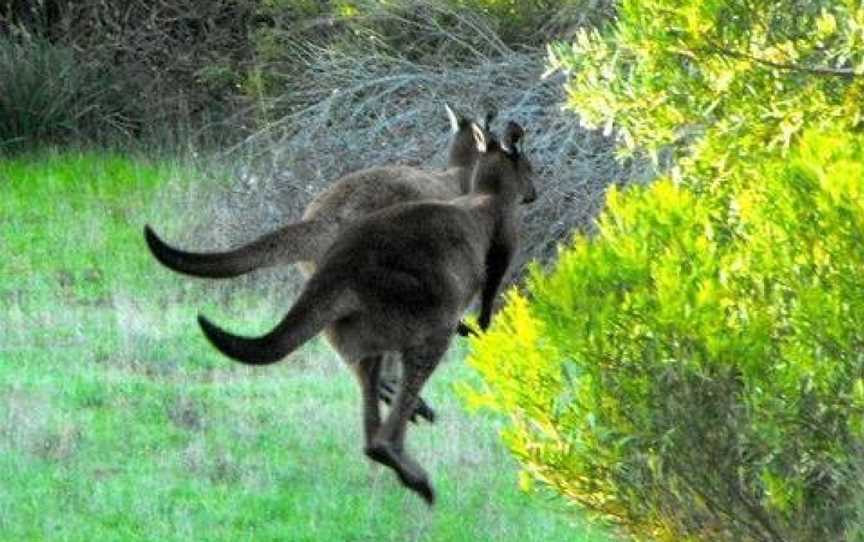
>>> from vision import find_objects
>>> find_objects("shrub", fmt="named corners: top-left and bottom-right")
top-left (465, 1), bottom-right (864, 540)
top-left (547, 0), bottom-right (864, 166)
top-left (466, 127), bottom-right (864, 541)
top-left (443, 0), bottom-right (615, 44)
top-left (302, 0), bottom-right (613, 47)
top-left (0, 36), bottom-right (133, 150)
top-left (1, 0), bottom-right (261, 149)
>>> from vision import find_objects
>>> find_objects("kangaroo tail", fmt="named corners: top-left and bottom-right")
top-left (198, 278), bottom-right (356, 365)
top-left (143, 219), bottom-right (335, 279)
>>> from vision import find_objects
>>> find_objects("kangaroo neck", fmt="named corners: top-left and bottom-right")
top-left (464, 194), bottom-right (513, 247)
top-left (448, 165), bottom-right (472, 195)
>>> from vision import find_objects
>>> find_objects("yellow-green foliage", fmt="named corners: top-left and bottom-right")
top-left (467, 1), bottom-right (864, 540)
top-left (549, 0), bottom-right (864, 164)
top-left (468, 128), bottom-right (864, 541)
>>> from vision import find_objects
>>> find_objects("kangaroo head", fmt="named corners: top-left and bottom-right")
top-left (469, 120), bottom-right (537, 205)
top-left (445, 103), bottom-right (498, 173)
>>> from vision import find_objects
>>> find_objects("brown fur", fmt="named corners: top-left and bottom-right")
top-left (197, 122), bottom-right (535, 504)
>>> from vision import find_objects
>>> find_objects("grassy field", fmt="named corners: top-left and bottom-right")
top-left (0, 151), bottom-right (616, 541)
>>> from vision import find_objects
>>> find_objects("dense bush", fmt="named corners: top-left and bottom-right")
top-left (468, 128), bottom-right (864, 541)
top-left (241, 0), bottom-right (616, 119)
top-left (268, 0), bottom-right (612, 47)
top-left (466, 1), bottom-right (864, 540)
top-left (0, 0), bottom-right (613, 149)
top-left (0, 35), bottom-right (135, 150)
top-left (1, 0), bottom-right (260, 149)
top-left (547, 0), bottom-right (864, 165)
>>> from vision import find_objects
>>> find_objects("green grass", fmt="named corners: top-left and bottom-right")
top-left (0, 151), bottom-right (617, 541)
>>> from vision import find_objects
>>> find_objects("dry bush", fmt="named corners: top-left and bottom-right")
top-left (0, 0), bottom-right (614, 149)
top-left (201, 1), bottom-right (640, 288)
top-left (0, 35), bottom-right (135, 149)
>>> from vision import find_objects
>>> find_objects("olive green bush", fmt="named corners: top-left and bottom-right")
top-left (547, 0), bottom-right (864, 165)
top-left (443, 0), bottom-right (614, 44)
top-left (465, 1), bottom-right (864, 540)
top-left (304, 0), bottom-right (612, 46)
top-left (246, 0), bottom-right (615, 111)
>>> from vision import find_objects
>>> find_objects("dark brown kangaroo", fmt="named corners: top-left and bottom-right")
top-left (145, 105), bottom-right (502, 423)
top-left (197, 122), bottom-right (535, 504)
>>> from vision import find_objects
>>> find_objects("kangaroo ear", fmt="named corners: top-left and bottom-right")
top-left (471, 122), bottom-right (488, 153)
top-left (501, 121), bottom-right (524, 154)
top-left (444, 103), bottom-right (460, 134)
top-left (483, 107), bottom-right (498, 132)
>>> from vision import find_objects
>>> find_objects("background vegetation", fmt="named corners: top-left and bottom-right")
top-left (0, 0), bottom-right (629, 270)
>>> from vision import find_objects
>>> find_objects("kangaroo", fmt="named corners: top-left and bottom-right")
top-left (144, 104), bottom-right (484, 279)
top-left (196, 122), bottom-right (536, 504)
top-left (145, 105), bottom-right (504, 423)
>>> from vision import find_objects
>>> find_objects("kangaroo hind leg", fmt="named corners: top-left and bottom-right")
top-left (353, 355), bottom-right (383, 447)
top-left (377, 352), bottom-right (437, 424)
top-left (324, 324), bottom-right (436, 425)
top-left (365, 335), bottom-right (451, 505)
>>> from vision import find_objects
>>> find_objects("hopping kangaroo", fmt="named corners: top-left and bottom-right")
top-left (145, 105), bottom-right (507, 422)
top-left (145, 104), bottom-right (483, 279)
top-left (196, 122), bottom-right (535, 504)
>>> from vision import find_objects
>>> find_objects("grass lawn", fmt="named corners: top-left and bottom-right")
top-left (0, 150), bottom-right (617, 541)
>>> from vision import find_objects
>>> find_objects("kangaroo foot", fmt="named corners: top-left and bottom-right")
top-left (456, 320), bottom-right (478, 337)
top-left (365, 443), bottom-right (436, 506)
top-left (412, 400), bottom-right (436, 424)
top-left (377, 381), bottom-right (436, 424)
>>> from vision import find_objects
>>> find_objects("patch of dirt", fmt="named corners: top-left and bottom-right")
top-left (168, 395), bottom-right (206, 432)
top-left (0, 389), bottom-right (82, 462)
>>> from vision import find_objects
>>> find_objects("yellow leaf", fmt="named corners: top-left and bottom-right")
top-left (712, 69), bottom-right (735, 92)
top-left (518, 470), bottom-right (535, 492)
top-left (853, 378), bottom-right (864, 407)
top-left (816, 10), bottom-right (837, 38)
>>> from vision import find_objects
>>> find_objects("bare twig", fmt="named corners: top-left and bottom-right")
top-left (213, 41), bottom-right (634, 277)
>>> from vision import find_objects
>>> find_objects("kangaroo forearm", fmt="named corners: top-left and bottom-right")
top-left (478, 289), bottom-right (498, 330)
top-left (478, 267), bottom-right (507, 330)
top-left (479, 237), bottom-right (513, 331)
